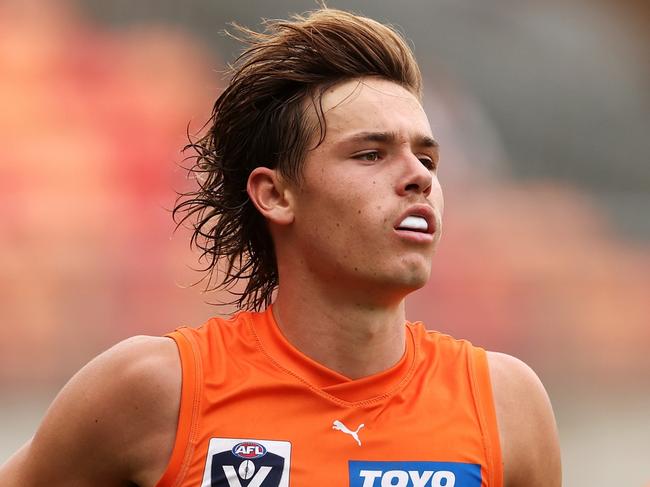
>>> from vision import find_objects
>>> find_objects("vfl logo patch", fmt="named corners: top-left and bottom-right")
top-left (349, 461), bottom-right (481, 487)
top-left (201, 438), bottom-right (291, 487)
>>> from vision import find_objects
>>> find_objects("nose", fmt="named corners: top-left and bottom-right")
top-left (396, 153), bottom-right (433, 197)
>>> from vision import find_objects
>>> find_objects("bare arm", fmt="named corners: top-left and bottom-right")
top-left (0, 336), bottom-right (181, 487)
top-left (487, 351), bottom-right (562, 487)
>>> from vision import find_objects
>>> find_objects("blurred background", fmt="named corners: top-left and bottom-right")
top-left (0, 0), bottom-right (648, 484)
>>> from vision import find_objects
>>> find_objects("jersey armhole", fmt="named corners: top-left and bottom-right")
top-left (470, 347), bottom-right (504, 487)
top-left (155, 329), bottom-right (203, 487)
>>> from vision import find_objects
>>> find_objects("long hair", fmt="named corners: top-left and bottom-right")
top-left (173, 8), bottom-right (422, 311)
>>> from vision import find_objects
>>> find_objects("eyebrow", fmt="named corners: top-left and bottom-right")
top-left (343, 131), bottom-right (439, 148)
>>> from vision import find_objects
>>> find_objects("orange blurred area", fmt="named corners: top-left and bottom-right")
top-left (0, 0), bottom-right (221, 386)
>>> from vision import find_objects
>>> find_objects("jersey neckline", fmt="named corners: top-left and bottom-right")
top-left (247, 305), bottom-right (419, 405)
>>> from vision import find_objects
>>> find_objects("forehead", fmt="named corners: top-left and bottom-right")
top-left (317, 77), bottom-right (432, 143)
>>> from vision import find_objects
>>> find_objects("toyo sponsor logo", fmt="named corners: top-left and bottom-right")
top-left (349, 461), bottom-right (481, 487)
top-left (232, 441), bottom-right (267, 459)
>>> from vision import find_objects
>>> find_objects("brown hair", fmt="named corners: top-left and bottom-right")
top-left (174, 8), bottom-right (422, 311)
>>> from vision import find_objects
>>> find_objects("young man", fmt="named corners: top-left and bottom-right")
top-left (1, 8), bottom-right (561, 487)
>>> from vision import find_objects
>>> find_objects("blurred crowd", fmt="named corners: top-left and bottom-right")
top-left (1, 0), bottom-right (647, 388)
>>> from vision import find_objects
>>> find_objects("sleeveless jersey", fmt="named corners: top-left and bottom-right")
top-left (155, 306), bottom-right (503, 487)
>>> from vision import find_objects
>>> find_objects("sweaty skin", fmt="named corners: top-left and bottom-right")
top-left (0, 78), bottom-right (561, 486)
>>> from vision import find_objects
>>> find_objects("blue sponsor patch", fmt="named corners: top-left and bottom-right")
top-left (349, 461), bottom-right (481, 487)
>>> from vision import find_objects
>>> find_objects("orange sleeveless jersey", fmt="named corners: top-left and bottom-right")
top-left (155, 307), bottom-right (503, 487)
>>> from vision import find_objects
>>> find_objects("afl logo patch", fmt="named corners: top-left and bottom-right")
top-left (201, 438), bottom-right (292, 487)
top-left (232, 441), bottom-right (267, 459)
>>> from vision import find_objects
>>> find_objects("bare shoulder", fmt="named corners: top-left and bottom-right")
top-left (486, 352), bottom-right (562, 487)
top-left (0, 335), bottom-right (181, 487)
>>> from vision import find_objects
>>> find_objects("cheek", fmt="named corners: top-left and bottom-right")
top-left (312, 195), bottom-right (380, 258)
top-left (308, 179), bottom-right (367, 219)
top-left (297, 169), bottom-right (386, 241)
top-left (297, 187), bottom-right (362, 238)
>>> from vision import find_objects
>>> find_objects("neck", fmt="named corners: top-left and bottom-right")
top-left (272, 281), bottom-right (408, 380)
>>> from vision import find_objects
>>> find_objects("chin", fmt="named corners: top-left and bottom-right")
top-left (402, 258), bottom-right (432, 283)
top-left (385, 267), bottom-right (431, 294)
top-left (403, 275), bottom-right (430, 292)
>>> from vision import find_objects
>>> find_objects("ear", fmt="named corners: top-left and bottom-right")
top-left (247, 167), bottom-right (294, 226)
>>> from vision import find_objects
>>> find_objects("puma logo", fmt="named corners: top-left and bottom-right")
top-left (332, 419), bottom-right (364, 446)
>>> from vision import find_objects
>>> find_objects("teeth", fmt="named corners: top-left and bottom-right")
top-left (398, 216), bottom-right (428, 232)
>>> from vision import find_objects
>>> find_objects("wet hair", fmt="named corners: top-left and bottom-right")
top-left (174, 7), bottom-right (422, 311)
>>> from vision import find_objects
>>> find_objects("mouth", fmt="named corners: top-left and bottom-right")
top-left (394, 205), bottom-right (436, 235)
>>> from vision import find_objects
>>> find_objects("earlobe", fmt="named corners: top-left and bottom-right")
top-left (247, 167), bottom-right (294, 225)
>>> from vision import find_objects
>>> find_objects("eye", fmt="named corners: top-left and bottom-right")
top-left (354, 151), bottom-right (381, 162)
top-left (418, 157), bottom-right (437, 171)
